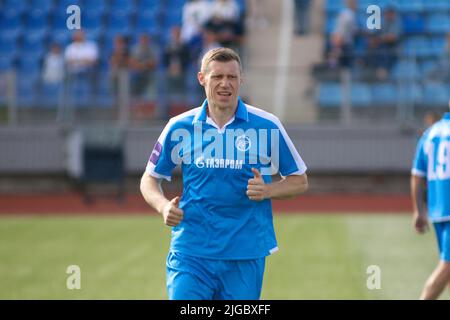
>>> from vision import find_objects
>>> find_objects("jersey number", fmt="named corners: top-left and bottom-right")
top-left (425, 140), bottom-right (450, 180)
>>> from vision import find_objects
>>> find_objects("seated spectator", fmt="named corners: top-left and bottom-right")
top-left (129, 33), bottom-right (158, 97)
top-left (109, 35), bottom-right (129, 101)
top-left (329, 0), bottom-right (358, 69)
top-left (42, 43), bottom-right (65, 85)
top-left (369, 6), bottom-right (402, 79)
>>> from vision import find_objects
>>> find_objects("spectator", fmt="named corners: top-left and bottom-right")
top-left (64, 30), bottom-right (98, 75)
top-left (162, 26), bottom-right (191, 109)
top-left (294, 0), bottom-right (311, 35)
top-left (197, 29), bottom-right (221, 69)
top-left (180, 0), bottom-right (213, 48)
top-left (129, 33), bottom-right (158, 97)
top-left (109, 35), bottom-right (129, 101)
top-left (210, 0), bottom-right (240, 23)
top-left (64, 30), bottom-right (99, 105)
top-left (329, 0), bottom-right (358, 69)
top-left (370, 6), bottom-right (402, 79)
top-left (42, 43), bottom-right (65, 85)
top-left (204, 0), bottom-right (245, 54)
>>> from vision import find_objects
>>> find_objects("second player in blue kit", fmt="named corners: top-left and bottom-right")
top-left (140, 47), bottom-right (309, 299)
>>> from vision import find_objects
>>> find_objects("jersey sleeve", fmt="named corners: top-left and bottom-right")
top-left (145, 121), bottom-right (178, 181)
top-left (273, 118), bottom-right (307, 177)
top-left (411, 135), bottom-right (427, 177)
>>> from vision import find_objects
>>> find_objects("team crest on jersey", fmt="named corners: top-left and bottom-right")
top-left (235, 134), bottom-right (251, 152)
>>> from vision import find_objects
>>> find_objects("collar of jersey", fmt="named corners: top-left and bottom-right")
top-left (192, 97), bottom-right (249, 125)
top-left (444, 112), bottom-right (450, 120)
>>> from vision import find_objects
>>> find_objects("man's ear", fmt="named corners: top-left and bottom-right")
top-left (197, 72), bottom-right (205, 86)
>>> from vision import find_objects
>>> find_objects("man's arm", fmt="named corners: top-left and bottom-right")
top-left (410, 175), bottom-right (429, 234)
top-left (247, 168), bottom-right (308, 201)
top-left (140, 172), bottom-right (183, 226)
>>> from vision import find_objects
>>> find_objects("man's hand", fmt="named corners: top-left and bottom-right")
top-left (246, 168), bottom-right (270, 201)
top-left (413, 213), bottom-right (429, 234)
top-left (161, 196), bottom-right (184, 227)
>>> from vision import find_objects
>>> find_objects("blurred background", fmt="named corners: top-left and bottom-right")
top-left (0, 0), bottom-right (449, 299)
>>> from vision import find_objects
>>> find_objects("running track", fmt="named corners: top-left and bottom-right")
top-left (0, 193), bottom-right (412, 215)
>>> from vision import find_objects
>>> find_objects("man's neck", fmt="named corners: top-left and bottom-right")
top-left (207, 103), bottom-right (237, 130)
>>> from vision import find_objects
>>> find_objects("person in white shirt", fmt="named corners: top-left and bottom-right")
top-left (42, 43), bottom-right (65, 84)
top-left (181, 0), bottom-right (213, 45)
top-left (65, 30), bottom-right (98, 75)
top-left (210, 0), bottom-right (240, 23)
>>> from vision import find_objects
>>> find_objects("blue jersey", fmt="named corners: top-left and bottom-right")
top-left (146, 97), bottom-right (307, 259)
top-left (412, 112), bottom-right (450, 222)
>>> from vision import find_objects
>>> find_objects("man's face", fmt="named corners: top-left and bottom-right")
top-left (198, 60), bottom-right (242, 111)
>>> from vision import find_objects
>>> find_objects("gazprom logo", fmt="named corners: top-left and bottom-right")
top-left (195, 156), bottom-right (205, 168)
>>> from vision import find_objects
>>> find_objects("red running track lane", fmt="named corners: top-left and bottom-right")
top-left (0, 193), bottom-right (412, 215)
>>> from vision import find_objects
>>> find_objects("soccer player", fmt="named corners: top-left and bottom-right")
top-left (411, 102), bottom-right (450, 300)
top-left (140, 47), bottom-right (308, 300)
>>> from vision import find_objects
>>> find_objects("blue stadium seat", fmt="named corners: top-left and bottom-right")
top-left (135, 10), bottom-right (159, 35)
top-left (402, 37), bottom-right (430, 58)
top-left (426, 14), bottom-right (450, 34)
top-left (2, 0), bottom-right (29, 13)
top-left (29, 0), bottom-right (55, 12)
top-left (396, 0), bottom-right (424, 13)
top-left (82, 11), bottom-right (104, 37)
top-left (325, 0), bottom-right (343, 13)
top-left (16, 73), bottom-right (39, 108)
top-left (351, 83), bottom-right (371, 107)
top-left (423, 83), bottom-right (450, 107)
top-left (25, 9), bottom-right (49, 30)
top-left (371, 83), bottom-right (397, 106)
top-left (402, 13), bottom-right (425, 35)
top-left (107, 12), bottom-right (133, 35)
top-left (164, 10), bottom-right (183, 29)
top-left (392, 60), bottom-right (420, 80)
top-left (82, 0), bottom-right (107, 13)
top-left (49, 30), bottom-right (72, 47)
top-left (397, 83), bottom-right (423, 105)
top-left (22, 32), bottom-right (47, 56)
top-left (429, 36), bottom-right (447, 57)
top-left (0, 34), bottom-right (19, 58)
top-left (0, 56), bottom-right (14, 72)
top-left (423, 0), bottom-right (450, 12)
top-left (110, 0), bottom-right (137, 14)
top-left (18, 54), bottom-right (43, 74)
top-left (317, 82), bottom-right (341, 108)
top-left (166, 0), bottom-right (187, 10)
top-left (0, 9), bottom-right (22, 31)
top-left (39, 83), bottom-right (63, 108)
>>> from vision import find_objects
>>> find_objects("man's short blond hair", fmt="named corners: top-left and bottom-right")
top-left (200, 47), bottom-right (242, 74)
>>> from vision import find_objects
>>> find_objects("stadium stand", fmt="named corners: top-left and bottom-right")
top-left (316, 0), bottom-right (449, 113)
top-left (0, 0), bottom-right (247, 119)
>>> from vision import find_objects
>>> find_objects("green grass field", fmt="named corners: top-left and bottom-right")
top-left (0, 213), bottom-right (448, 300)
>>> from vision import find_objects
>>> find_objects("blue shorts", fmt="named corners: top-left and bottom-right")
top-left (433, 221), bottom-right (450, 262)
top-left (166, 251), bottom-right (266, 300)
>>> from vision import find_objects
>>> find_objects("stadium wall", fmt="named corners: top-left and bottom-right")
top-left (0, 124), bottom-right (418, 174)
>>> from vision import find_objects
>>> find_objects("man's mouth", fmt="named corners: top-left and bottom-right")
top-left (217, 92), bottom-right (232, 97)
